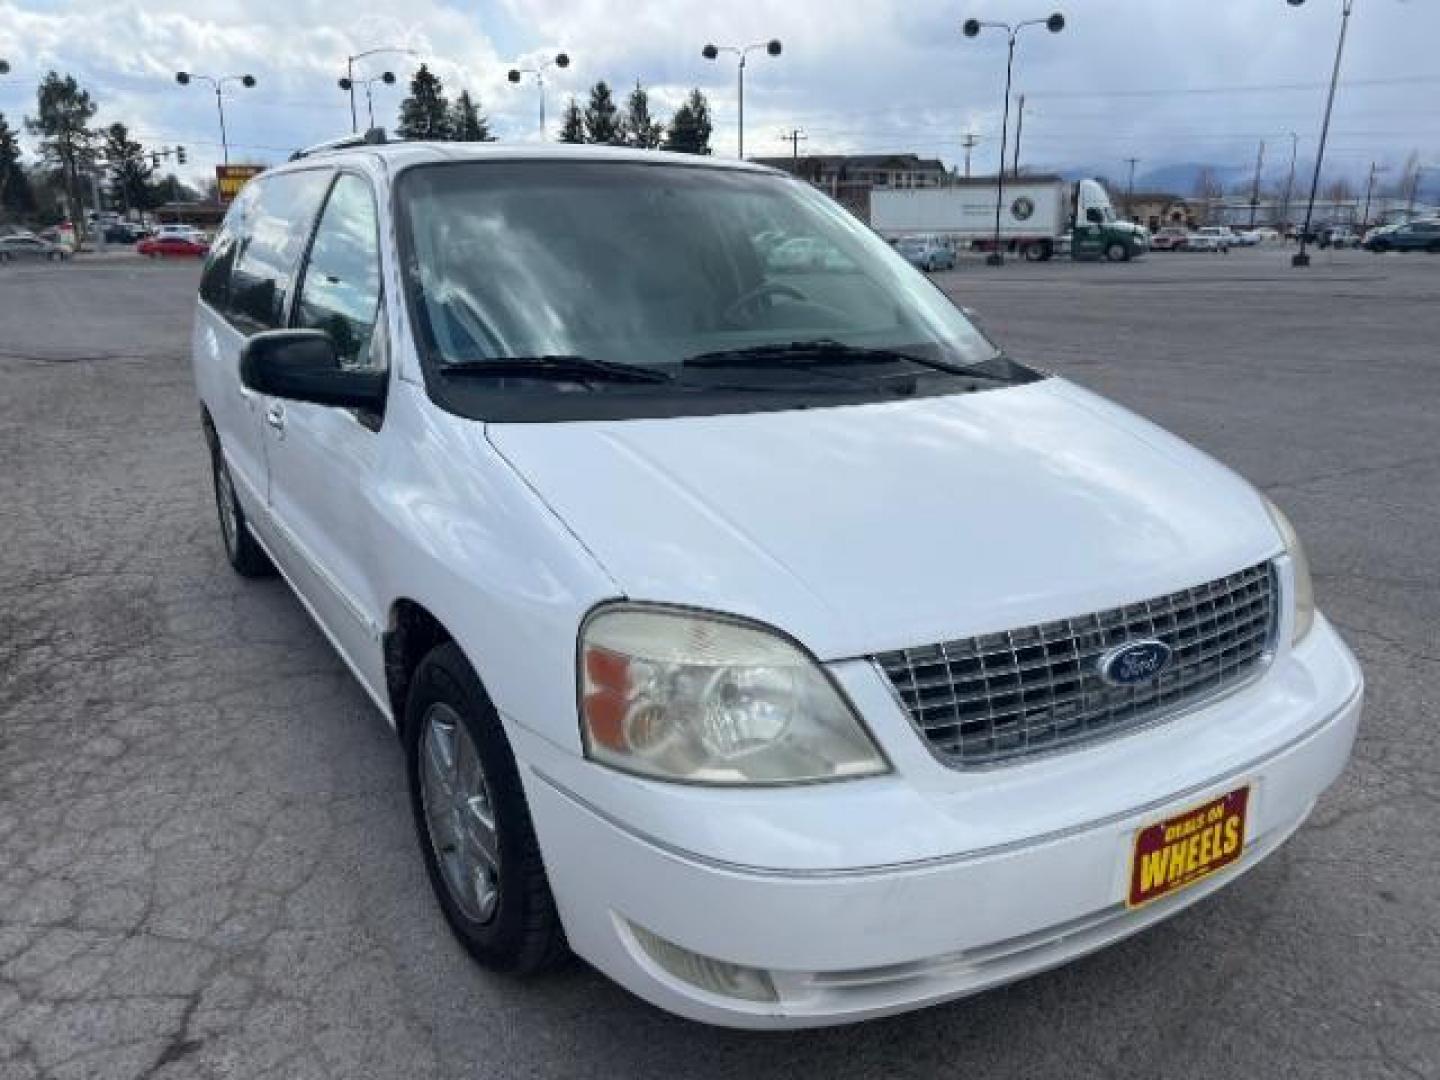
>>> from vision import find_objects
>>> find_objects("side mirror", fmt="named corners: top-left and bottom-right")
top-left (240, 330), bottom-right (386, 411)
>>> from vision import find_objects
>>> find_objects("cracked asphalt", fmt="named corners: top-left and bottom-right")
top-left (1, 247), bottom-right (1436, 1078)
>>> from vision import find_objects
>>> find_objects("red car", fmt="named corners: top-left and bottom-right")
top-left (137, 234), bottom-right (209, 258)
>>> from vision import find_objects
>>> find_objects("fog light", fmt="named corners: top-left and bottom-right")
top-left (629, 923), bottom-right (778, 1003)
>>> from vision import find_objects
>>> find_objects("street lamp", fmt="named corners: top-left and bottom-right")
top-left (345, 48), bottom-right (419, 133)
top-left (962, 13), bottom-right (1065, 266)
top-left (175, 71), bottom-right (256, 166)
top-left (701, 39), bottom-right (782, 160)
top-left (338, 71), bottom-right (396, 131)
top-left (507, 53), bottom-right (571, 138)
top-left (1286, 0), bottom-right (1354, 268)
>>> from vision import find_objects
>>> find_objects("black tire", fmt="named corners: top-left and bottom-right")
top-left (0, 252), bottom-right (10, 264)
top-left (405, 641), bottom-right (568, 974)
top-left (1104, 241), bottom-right (1129, 263)
top-left (210, 448), bottom-right (274, 577)
top-left (1023, 242), bottom-right (1047, 262)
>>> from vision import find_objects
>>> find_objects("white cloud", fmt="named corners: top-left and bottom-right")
top-left (1, 0), bottom-right (1437, 192)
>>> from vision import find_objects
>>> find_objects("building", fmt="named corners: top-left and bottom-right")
top-left (751, 153), bottom-right (950, 193)
top-left (749, 153), bottom-right (950, 223)
top-left (1120, 192), bottom-right (1193, 230)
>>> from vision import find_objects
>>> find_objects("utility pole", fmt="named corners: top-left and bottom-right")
top-left (1248, 139), bottom-right (1266, 229)
top-left (961, 132), bottom-right (978, 179)
top-left (1282, 132), bottom-right (1298, 234)
top-left (1011, 95), bottom-right (1026, 178)
top-left (1124, 156), bottom-right (1140, 221)
top-left (1361, 161), bottom-right (1380, 230)
top-left (779, 127), bottom-right (807, 162)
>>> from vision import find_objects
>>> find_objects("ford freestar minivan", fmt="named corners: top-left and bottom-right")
top-left (191, 139), bottom-right (1363, 1028)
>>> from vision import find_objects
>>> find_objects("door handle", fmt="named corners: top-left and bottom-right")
top-left (265, 402), bottom-right (285, 431)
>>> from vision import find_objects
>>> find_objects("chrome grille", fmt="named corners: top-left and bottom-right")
top-left (875, 562), bottom-right (1278, 767)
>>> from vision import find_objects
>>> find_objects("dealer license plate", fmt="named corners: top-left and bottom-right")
top-left (1127, 786), bottom-right (1250, 908)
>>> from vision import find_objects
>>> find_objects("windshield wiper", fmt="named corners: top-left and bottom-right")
top-left (683, 339), bottom-right (1000, 378)
top-left (438, 355), bottom-right (672, 384)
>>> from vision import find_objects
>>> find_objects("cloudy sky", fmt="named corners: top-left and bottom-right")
top-left (1, 0), bottom-right (1436, 193)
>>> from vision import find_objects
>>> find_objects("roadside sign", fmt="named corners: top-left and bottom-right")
top-left (215, 165), bottom-right (264, 206)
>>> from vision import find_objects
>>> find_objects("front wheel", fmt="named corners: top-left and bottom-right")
top-left (211, 450), bottom-right (274, 577)
top-left (406, 642), bottom-right (568, 973)
top-left (1023, 242), bottom-right (1047, 262)
top-left (1104, 241), bottom-right (1129, 263)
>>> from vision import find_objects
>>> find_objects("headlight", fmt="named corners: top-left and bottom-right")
top-left (578, 606), bottom-right (889, 784)
top-left (1263, 497), bottom-right (1316, 644)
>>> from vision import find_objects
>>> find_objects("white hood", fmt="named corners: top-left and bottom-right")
top-left (488, 379), bottom-right (1281, 660)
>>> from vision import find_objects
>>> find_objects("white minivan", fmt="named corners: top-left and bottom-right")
top-left (191, 140), bottom-right (1363, 1028)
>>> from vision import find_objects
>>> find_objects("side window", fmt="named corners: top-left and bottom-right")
top-left (293, 174), bottom-right (383, 370)
top-left (227, 169), bottom-right (332, 334)
top-left (199, 186), bottom-right (254, 310)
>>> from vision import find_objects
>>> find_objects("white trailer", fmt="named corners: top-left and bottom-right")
top-left (871, 177), bottom-right (1148, 262)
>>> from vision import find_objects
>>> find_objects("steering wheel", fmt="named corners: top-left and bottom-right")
top-left (721, 281), bottom-right (809, 327)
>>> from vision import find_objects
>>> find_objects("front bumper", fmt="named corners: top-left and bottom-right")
top-left (514, 617), bottom-right (1362, 1028)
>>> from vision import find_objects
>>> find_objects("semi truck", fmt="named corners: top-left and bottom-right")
top-left (871, 177), bottom-right (1149, 262)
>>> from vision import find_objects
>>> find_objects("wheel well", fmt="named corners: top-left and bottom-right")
top-left (384, 600), bottom-right (454, 733)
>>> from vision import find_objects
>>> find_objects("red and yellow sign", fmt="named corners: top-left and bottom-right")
top-left (215, 164), bottom-right (264, 205)
top-left (1128, 786), bottom-right (1249, 908)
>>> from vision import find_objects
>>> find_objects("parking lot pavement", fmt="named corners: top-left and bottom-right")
top-left (1, 250), bottom-right (1436, 1079)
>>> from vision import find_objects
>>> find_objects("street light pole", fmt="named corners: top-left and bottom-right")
top-left (1125, 156), bottom-right (1140, 221)
top-left (507, 54), bottom-right (571, 138)
top-left (702, 40), bottom-right (783, 160)
top-left (175, 72), bottom-right (256, 166)
top-left (344, 48), bottom-right (419, 133)
top-left (963, 13), bottom-right (1066, 266)
top-left (1287, 0), bottom-right (1354, 268)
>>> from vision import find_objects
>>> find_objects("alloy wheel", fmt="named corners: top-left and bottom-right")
top-left (419, 703), bottom-right (501, 924)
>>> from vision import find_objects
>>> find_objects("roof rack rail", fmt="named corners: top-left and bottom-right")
top-left (289, 127), bottom-right (387, 162)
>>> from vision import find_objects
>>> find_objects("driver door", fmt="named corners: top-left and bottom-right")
top-left (258, 171), bottom-right (390, 700)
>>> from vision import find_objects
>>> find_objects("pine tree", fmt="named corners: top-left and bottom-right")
top-left (663, 89), bottom-right (713, 155)
top-left (583, 81), bottom-right (622, 145)
top-left (449, 90), bottom-right (494, 142)
top-left (396, 64), bottom-right (451, 141)
top-left (25, 71), bottom-right (99, 231)
top-left (621, 81), bottom-right (664, 150)
top-left (102, 122), bottom-right (155, 214)
top-left (0, 112), bottom-right (34, 216)
top-left (557, 97), bottom-right (585, 144)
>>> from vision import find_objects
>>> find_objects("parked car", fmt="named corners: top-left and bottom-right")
top-left (894, 234), bottom-right (957, 272)
top-left (1230, 229), bottom-right (1261, 247)
top-left (0, 234), bottom-right (70, 262)
top-left (192, 143), bottom-right (1363, 1029)
top-left (1316, 226), bottom-right (1361, 249)
top-left (1364, 219), bottom-right (1440, 253)
top-left (1188, 227), bottom-right (1234, 253)
top-left (138, 234), bottom-right (209, 258)
top-left (1253, 227), bottom-right (1280, 242)
top-left (1148, 226), bottom-right (1189, 251)
top-left (103, 223), bottom-right (148, 244)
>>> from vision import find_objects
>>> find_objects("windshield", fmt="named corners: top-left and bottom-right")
top-left (396, 160), bottom-right (1012, 420)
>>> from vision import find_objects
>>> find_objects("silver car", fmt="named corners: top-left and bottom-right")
top-left (894, 235), bottom-right (957, 272)
top-left (0, 234), bottom-right (70, 263)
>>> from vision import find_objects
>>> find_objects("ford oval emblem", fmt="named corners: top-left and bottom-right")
top-left (1099, 640), bottom-right (1173, 686)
